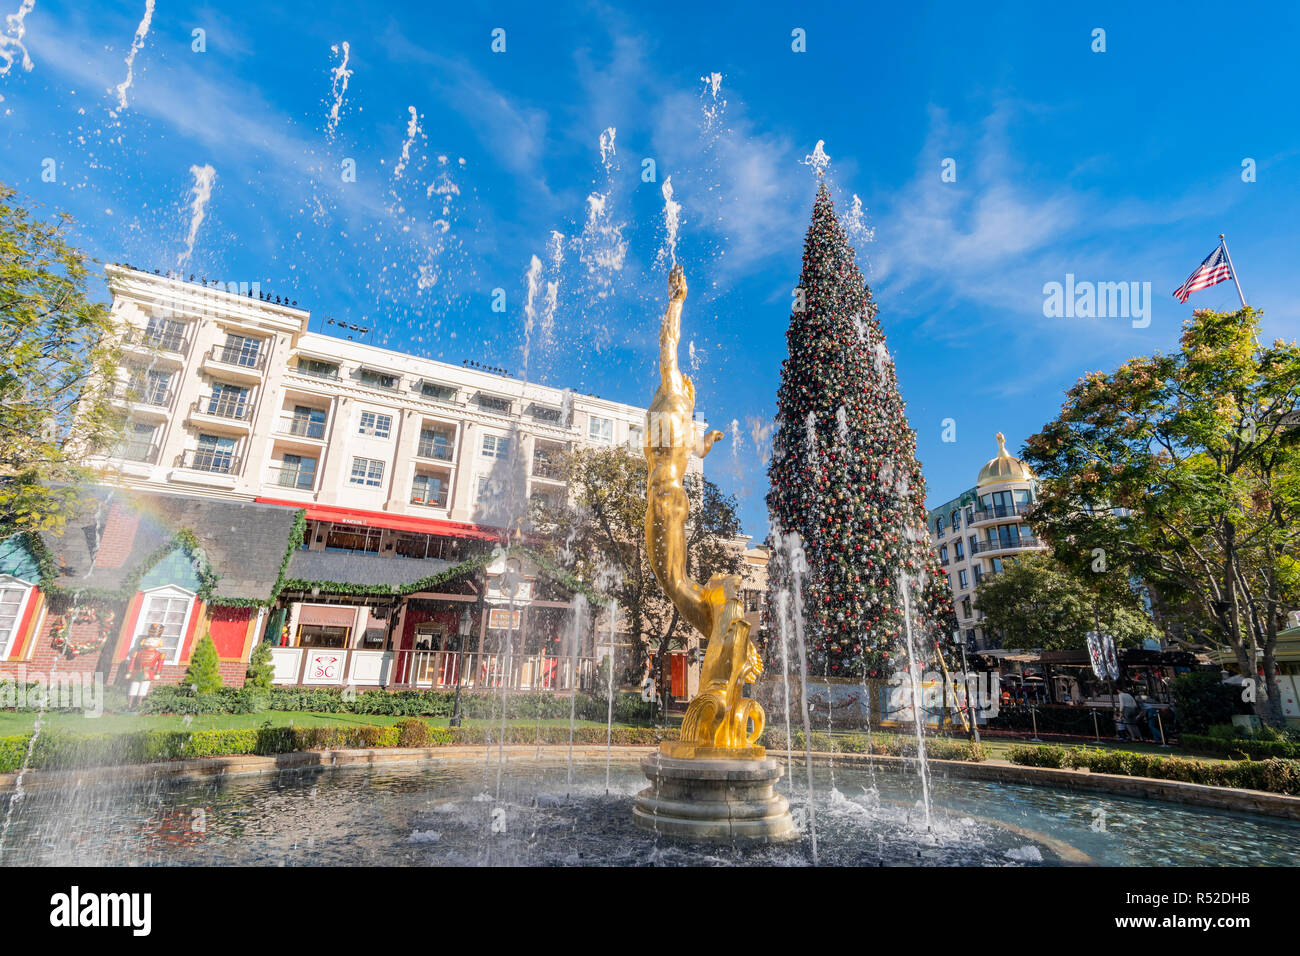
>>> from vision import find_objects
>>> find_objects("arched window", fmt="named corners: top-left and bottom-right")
top-left (131, 586), bottom-right (196, 664)
top-left (950, 509), bottom-right (961, 530)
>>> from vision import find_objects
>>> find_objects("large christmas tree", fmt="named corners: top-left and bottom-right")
top-left (765, 184), bottom-right (955, 679)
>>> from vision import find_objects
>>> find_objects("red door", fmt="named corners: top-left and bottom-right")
top-left (670, 653), bottom-right (686, 698)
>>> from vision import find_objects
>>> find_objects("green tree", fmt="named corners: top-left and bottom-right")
top-left (245, 639), bottom-right (276, 690)
top-left (1024, 307), bottom-right (1300, 725)
top-left (183, 632), bottom-right (224, 694)
top-left (530, 444), bottom-right (745, 703)
top-left (973, 552), bottom-right (1160, 651)
top-left (0, 183), bottom-right (122, 540)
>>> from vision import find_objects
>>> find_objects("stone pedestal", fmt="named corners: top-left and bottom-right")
top-left (632, 754), bottom-right (797, 842)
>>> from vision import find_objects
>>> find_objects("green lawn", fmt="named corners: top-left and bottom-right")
top-left (0, 711), bottom-right (641, 736)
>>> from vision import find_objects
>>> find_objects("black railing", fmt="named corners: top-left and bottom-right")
top-left (176, 449), bottom-right (241, 474)
top-left (972, 536), bottom-right (1042, 554)
top-left (970, 503), bottom-right (1031, 523)
top-left (295, 363), bottom-right (341, 381)
top-left (410, 491), bottom-right (450, 509)
top-left (130, 328), bottom-right (188, 353)
top-left (114, 441), bottom-right (158, 464)
top-left (192, 394), bottom-right (253, 421)
top-left (209, 344), bottom-right (267, 371)
top-left (115, 384), bottom-right (171, 408)
top-left (531, 458), bottom-right (564, 480)
top-left (280, 416), bottom-right (326, 439)
top-left (267, 466), bottom-right (315, 490)
top-left (416, 439), bottom-right (454, 462)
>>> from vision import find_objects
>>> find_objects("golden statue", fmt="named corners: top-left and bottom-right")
top-left (644, 264), bottom-right (765, 759)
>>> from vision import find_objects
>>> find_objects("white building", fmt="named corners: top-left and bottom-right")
top-left (99, 264), bottom-right (700, 530)
top-left (927, 433), bottom-right (1047, 650)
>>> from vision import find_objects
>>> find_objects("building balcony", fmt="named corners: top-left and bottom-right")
top-left (972, 536), bottom-right (1042, 555)
top-left (415, 440), bottom-right (455, 463)
top-left (173, 450), bottom-right (242, 487)
top-left (111, 385), bottom-right (173, 418)
top-left (189, 395), bottom-right (255, 433)
top-left (531, 458), bottom-right (565, 482)
top-left (123, 329), bottom-right (189, 364)
top-left (109, 441), bottom-right (160, 465)
top-left (969, 503), bottom-right (1032, 525)
top-left (202, 344), bottom-right (268, 383)
top-left (265, 465), bottom-right (317, 492)
top-left (272, 414), bottom-right (328, 445)
top-left (291, 361), bottom-right (341, 382)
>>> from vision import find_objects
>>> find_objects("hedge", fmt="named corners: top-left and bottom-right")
top-left (1005, 744), bottom-right (1300, 796)
top-left (759, 729), bottom-right (986, 762)
top-left (0, 723), bottom-right (680, 773)
top-left (1180, 734), bottom-right (1300, 762)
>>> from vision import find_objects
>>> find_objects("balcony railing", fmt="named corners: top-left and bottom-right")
top-left (410, 491), bottom-right (450, 509)
top-left (128, 328), bottom-right (188, 353)
top-left (114, 384), bottom-right (172, 408)
top-left (267, 466), bottom-right (316, 490)
top-left (208, 344), bottom-right (267, 371)
top-left (112, 441), bottom-right (159, 464)
top-left (294, 362), bottom-right (341, 381)
top-left (970, 503), bottom-right (1031, 523)
top-left (531, 457), bottom-right (564, 481)
top-left (176, 449), bottom-right (241, 474)
top-left (972, 535), bottom-right (1042, 554)
top-left (416, 439), bottom-right (454, 462)
top-left (276, 415), bottom-right (327, 440)
top-left (192, 394), bottom-right (253, 422)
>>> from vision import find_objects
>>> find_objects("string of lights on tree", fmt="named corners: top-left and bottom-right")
top-left (765, 183), bottom-right (957, 679)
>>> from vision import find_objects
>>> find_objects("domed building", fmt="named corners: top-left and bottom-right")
top-left (926, 433), bottom-right (1047, 650)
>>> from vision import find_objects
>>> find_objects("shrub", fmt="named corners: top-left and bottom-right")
top-left (1181, 733), bottom-right (1300, 761)
top-left (757, 729), bottom-right (985, 762)
top-left (182, 633), bottom-right (224, 695)
top-left (1006, 744), bottom-right (1069, 768)
top-left (395, 718), bottom-right (432, 748)
top-left (1171, 671), bottom-right (1241, 734)
top-left (246, 641), bottom-right (276, 690)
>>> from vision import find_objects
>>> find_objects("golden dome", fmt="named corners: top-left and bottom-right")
top-left (977, 432), bottom-right (1034, 487)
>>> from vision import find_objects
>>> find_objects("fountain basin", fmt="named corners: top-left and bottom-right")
top-left (633, 754), bottom-right (796, 842)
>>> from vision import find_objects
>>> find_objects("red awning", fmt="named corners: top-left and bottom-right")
top-left (255, 498), bottom-right (503, 542)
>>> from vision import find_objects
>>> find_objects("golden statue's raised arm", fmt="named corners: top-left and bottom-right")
top-left (643, 265), bottom-right (764, 758)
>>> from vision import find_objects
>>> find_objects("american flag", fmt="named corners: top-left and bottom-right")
top-left (1172, 243), bottom-right (1233, 302)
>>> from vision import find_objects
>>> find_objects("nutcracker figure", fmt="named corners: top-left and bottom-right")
top-left (126, 626), bottom-right (166, 710)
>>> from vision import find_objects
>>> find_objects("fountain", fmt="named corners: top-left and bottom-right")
top-left (632, 264), bottom-right (795, 842)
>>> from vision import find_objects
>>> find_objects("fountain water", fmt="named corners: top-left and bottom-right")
top-left (784, 531), bottom-right (819, 863)
top-left (897, 572), bottom-right (933, 831)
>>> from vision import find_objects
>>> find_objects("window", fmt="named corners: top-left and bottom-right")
top-left (744, 589), bottom-right (762, 613)
top-left (476, 394), bottom-right (513, 414)
top-left (418, 426), bottom-right (454, 461)
top-left (961, 597), bottom-right (972, 619)
top-left (358, 411), bottom-right (392, 438)
top-left (325, 525), bottom-right (383, 554)
top-left (193, 433), bottom-right (237, 472)
top-left (958, 569), bottom-right (969, 590)
top-left (481, 434), bottom-right (510, 459)
top-left (968, 535), bottom-right (977, 555)
top-left (994, 525), bottom-right (1021, 548)
top-left (950, 510), bottom-right (961, 531)
top-left (420, 381), bottom-right (457, 402)
top-left (297, 358), bottom-right (340, 380)
top-left (288, 405), bottom-right (326, 439)
top-left (349, 457), bottom-right (385, 487)
top-left (117, 421), bottom-right (157, 461)
top-left (219, 333), bottom-right (262, 368)
top-left (131, 588), bottom-right (195, 663)
top-left (143, 316), bottom-right (186, 351)
top-left (359, 368), bottom-right (399, 391)
top-left (964, 505), bottom-right (974, 524)
top-left (990, 557), bottom-right (1005, 574)
top-left (206, 383), bottom-right (250, 419)
top-left (126, 367), bottom-right (172, 405)
top-left (935, 515), bottom-right (945, 537)
top-left (297, 625), bottom-right (349, 648)
top-left (476, 476), bottom-right (491, 501)
top-left (411, 473), bottom-right (448, 508)
top-left (939, 545), bottom-right (949, 564)
top-left (531, 405), bottom-right (563, 424)
top-left (628, 425), bottom-right (643, 449)
top-left (278, 454), bottom-right (317, 490)
top-left (954, 540), bottom-right (964, 560)
top-left (974, 564), bottom-right (984, 584)
top-left (0, 578), bottom-right (33, 659)
top-left (588, 416), bottom-right (613, 443)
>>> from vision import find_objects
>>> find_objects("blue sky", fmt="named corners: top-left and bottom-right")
top-left (2, 1), bottom-right (1297, 538)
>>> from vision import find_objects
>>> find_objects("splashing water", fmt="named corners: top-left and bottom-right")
top-left (782, 531), bottom-right (818, 864)
top-left (325, 41), bottom-right (352, 139)
top-left (660, 176), bottom-right (682, 267)
top-left (521, 254), bottom-right (543, 377)
top-left (598, 126), bottom-right (616, 172)
top-left (835, 406), bottom-right (849, 445)
top-left (578, 191), bottom-right (626, 298)
top-left (804, 410), bottom-right (818, 458)
top-left (177, 164), bottom-right (215, 267)
top-left (844, 194), bottom-right (874, 245)
top-left (0, 0), bottom-right (35, 103)
top-left (109, 0), bottom-right (154, 116)
top-left (803, 139), bottom-right (830, 179)
top-left (393, 106), bottom-right (420, 181)
top-left (898, 572), bottom-right (934, 831)
top-left (699, 72), bottom-right (726, 134)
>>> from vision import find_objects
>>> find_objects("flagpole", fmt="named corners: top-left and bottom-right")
top-left (1219, 234), bottom-right (1248, 308)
